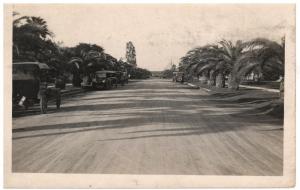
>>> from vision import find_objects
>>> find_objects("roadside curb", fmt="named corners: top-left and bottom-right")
top-left (239, 85), bottom-right (279, 93)
top-left (186, 83), bottom-right (199, 89)
top-left (60, 88), bottom-right (85, 97)
top-left (187, 83), bottom-right (278, 93)
top-left (186, 83), bottom-right (213, 92)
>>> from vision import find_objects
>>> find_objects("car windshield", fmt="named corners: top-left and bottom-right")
top-left (13, 64), bottom-right (39, 80)
top-left (96, 73), bottom-right (106, 78)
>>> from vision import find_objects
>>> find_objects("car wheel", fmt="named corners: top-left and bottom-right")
top-left (56, 90), bottom-right (61, 109)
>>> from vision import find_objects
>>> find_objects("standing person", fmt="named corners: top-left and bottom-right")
top-left (181, 73), bottom-right (185, 84)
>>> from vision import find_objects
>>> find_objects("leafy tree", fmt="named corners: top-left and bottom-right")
top-left (179, 38), bottom-right (284, 90)
top-left (130, 68), bottom-right (151, 79)
top-left (13, 13), bottom-right (55, 63)
top-left (179, 45), bottom-right (222, 85)
top-left (230, 38), bottom-right (284, 90)
top-left (67, 43), bottom-right (106, 86)
top-left (126, 41), bottom-right (137, 66)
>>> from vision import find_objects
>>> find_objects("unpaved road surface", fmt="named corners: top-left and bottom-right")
top-left (12, 79), bottom-right (283, 175)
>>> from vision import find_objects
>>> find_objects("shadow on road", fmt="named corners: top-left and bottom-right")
top-left (13, 80), bottom-right (283, 141)
top-left (12, 79), bottom-right (284, 176)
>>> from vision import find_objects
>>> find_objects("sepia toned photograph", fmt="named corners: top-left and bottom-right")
top-left (3, 3), bottom-right (295, 188)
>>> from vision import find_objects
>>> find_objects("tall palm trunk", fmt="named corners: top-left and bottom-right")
top-left (216, 72), bottom-right (225, 88)
top-left (207, 70), bottom-right (216, 87)
top-left (72, 71), bottom-right (82, 87)
top-left (228, 73), bottom-right (240, 90)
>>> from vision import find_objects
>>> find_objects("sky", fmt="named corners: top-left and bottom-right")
top-left (13, 4), bottom-right (294, 71)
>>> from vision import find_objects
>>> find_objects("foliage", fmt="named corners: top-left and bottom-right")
top-left (13, 13), bottom-right (55, 63)
top-left (13, 12), bottom-right (151, 86)
top-left (13, 13), bottom-right (284, 90)
top-left (126, 41), bottom-right (137, 66)
top-left (179, 38), bottom-right (284, 90)
top-left (161, 63), bottom-right (176, 78)
top-left (130, 68), bottom-right (152, 79)
top-left (233, 38), bottom-right (284, 79)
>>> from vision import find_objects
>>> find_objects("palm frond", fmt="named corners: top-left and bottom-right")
top-left (219, 39), bottom-right (234, 58)
top-left (197, 61), bottom-right (217, 75)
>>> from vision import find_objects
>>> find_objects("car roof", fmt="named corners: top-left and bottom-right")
top-left (95, 70), bottom-right (116, 74)
top-left (13, 62), bottom-right (50, 70)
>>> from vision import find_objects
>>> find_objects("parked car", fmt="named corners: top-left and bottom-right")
top-left (81, 70), bottom-right (118, 90)
top-left (173, 72), bottom-right (185, 82)
top-left (115, 71), bottom-right (129, 86)
top-left (13, 62), bottom-right (61, 114)
top-left (172, 72), bottom-right (177, 81)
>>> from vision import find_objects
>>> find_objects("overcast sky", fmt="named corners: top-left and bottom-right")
top-left (13, 4), bottom-right (294, 71)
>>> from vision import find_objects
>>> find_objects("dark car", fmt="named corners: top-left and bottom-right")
top-left (13, 62), bottom-right (61, 114)
top-left (173, 72), bottom-right (184, 82)
top-left (115, 71), bottom-right (129, 86)
top-left (81, 70), bottom-right (118, 90)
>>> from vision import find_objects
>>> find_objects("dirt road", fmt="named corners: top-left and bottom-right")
top-left (12, 79), bottom-right (283, 175)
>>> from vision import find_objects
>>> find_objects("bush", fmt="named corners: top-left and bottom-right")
top-left (130, 67), bottom-right (151, 79)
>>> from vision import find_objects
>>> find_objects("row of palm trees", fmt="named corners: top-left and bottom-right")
top-left (178, 38), bottom-right (285, 90)
top-left (66, 43), bottom-right (136, 86)
top-left (12, 12), bottom-right (151, 87)
top-left (67, 45), bottom-right (152, 86)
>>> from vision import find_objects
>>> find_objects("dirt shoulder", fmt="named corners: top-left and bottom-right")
top-left (186, 81), bottom-right (284, 119)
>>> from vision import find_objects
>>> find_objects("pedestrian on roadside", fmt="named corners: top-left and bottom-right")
top-left (181, 73), bottom-right (185, 84)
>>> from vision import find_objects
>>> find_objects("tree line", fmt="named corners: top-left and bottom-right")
top-left (12, 12), bottom-right (151, 86)
top-left (176, 38), bottom-right (284, 90)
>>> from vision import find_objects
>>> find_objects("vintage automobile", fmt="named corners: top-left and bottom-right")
top-left (173, 72), bottom-right (185, 82)
top-left (115, 71), bottom-right (129, 86)
top-left (13, 62), bottom-right (61, 114)
top-left (123, 71), bottom-right (129, 84)
top-left (81, 70), bottom-right (118, 90)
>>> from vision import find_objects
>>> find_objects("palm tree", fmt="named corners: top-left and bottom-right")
top-left (68, 57), bottom-right (84, 86)
top-left (67, 43), bottom-right (129, 86)
top-left (179, 38), bottom-right (284, 91)
top-left (13, 14), bottom-right (54, 62)
top-left (180, 44), bottom-right (221, 85)
top-left (194, 45), bottom-right (227, 87)
top-left (67, 43), bottom-right (106, 86)
top-left (230, 38), bottom-right (284, 90)
top-left (197, 59), bottom-right (228, 88)
top-left (217, 40), bottom-right (244, 89)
